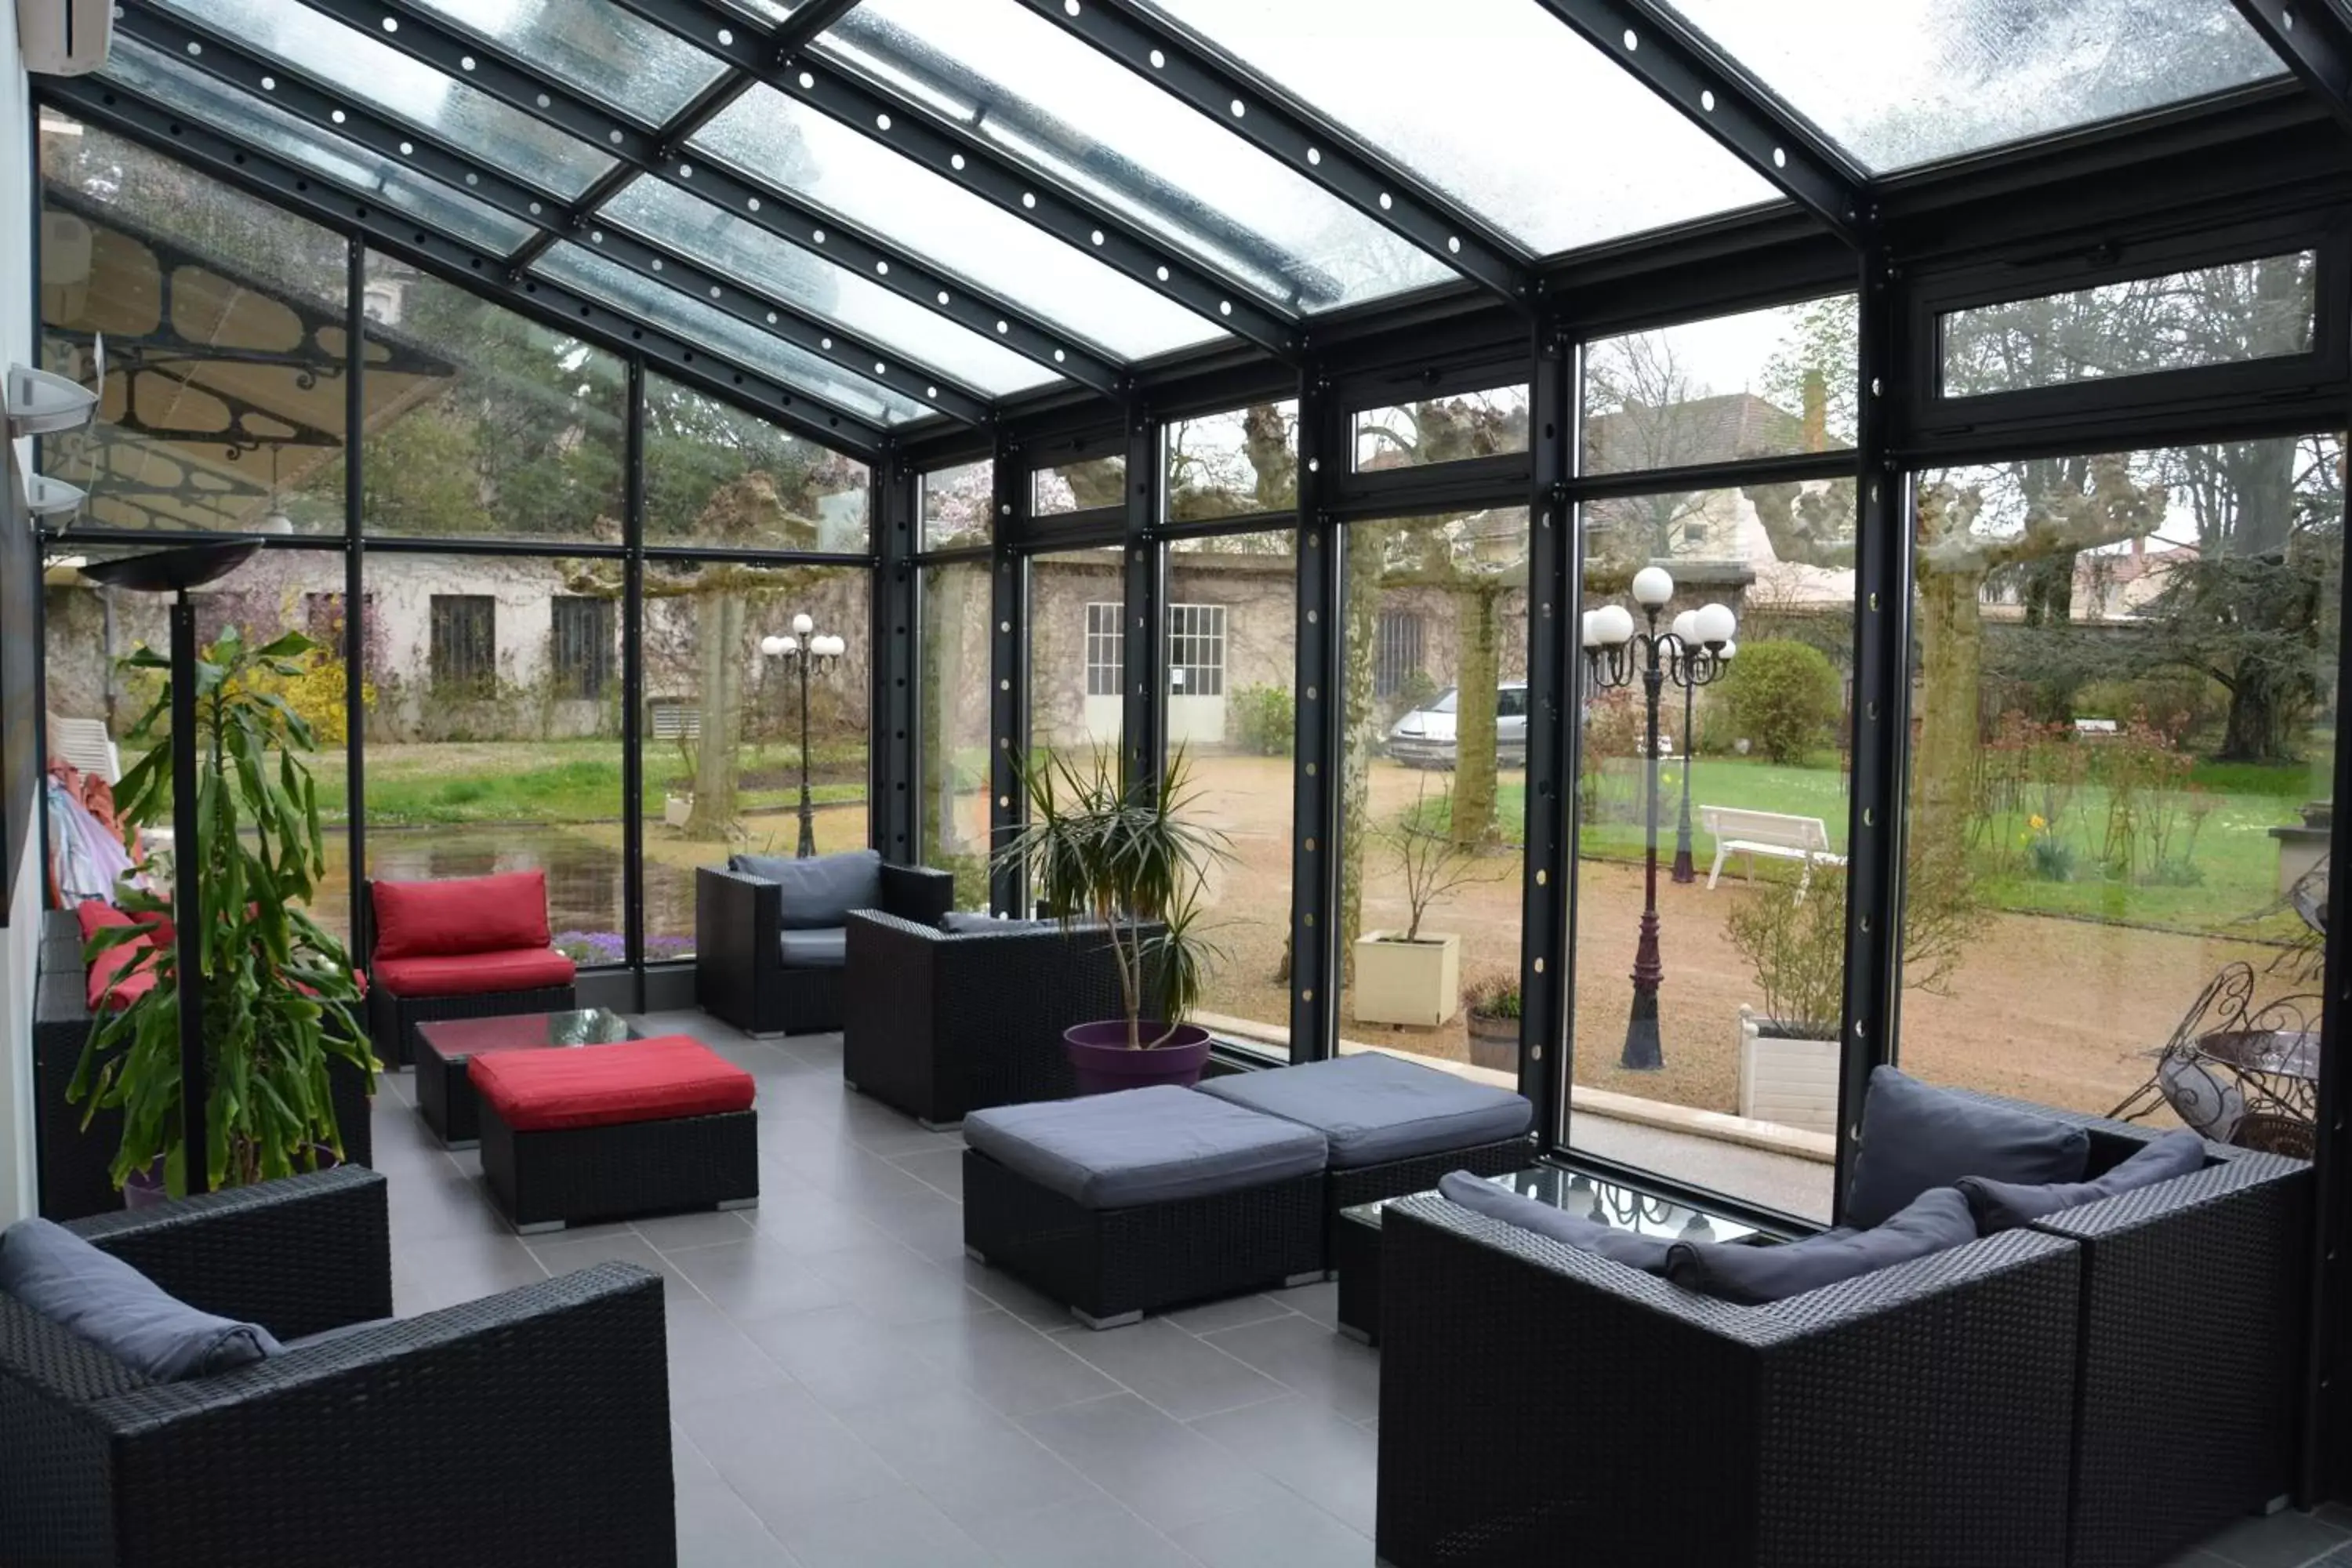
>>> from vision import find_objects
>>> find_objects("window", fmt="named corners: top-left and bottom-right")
top-left (1167, 604), bottom-right (1228, 698)
top-left (1353, 384), bottom-right (1530, 474)
top-left (920, 459), bottom-right (993, 552)
top-left (429, 595), bottom-right (495, 695)
top-left (1035, 455), bottom-right (1126, 517)
top-left (1167, 401), bottom-right (1298, 523)
top-left (919, 561), bottom-right (993, 909)
top-left (1583, 297), bottom-right (1858, 476)
top-left (644, 372), bottom-right (871, 553)
top-left (1375, 610), bottom-right (1426, 698)
top-left (550, 596), bottom-right (615, 701)
top-left (1084, 602), bottom-right (1124, 698)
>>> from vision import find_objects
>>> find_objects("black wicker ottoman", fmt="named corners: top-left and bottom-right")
top-left (473, 1034), bottom-right (759, 1234)
top-left (963, 1085), bottom-right (1330, 1328)
top-left (1194, 1050), bottom-right (1537, 1261)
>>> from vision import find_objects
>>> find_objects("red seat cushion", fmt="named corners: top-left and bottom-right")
top-left (372, 872), bottom-right (553, 961)
top-left (372, 946), bottom-right (576, 999)
top-left (76, 903), bottom-right (156, 1012)
top-left (469, 1036), bottom-right (755, 1131)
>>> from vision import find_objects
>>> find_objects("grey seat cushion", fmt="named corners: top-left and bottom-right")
top-left (965, 1085), bottom-right (1328, 1210)
top-left (1845, 1066), bottom-right (2091, 1229)
top-left (1664, 1187), bottom-right (1978, 1305)
top-left (1194, 1051), bottom-right (1533, 1170)
top-left (1961, 1127), bottom-right (2209, 1233)
top-left (0, 1218), bottom-right (282, 1381)
top-left (1437, 1171), bottom-right (1671, 1272)
top-left (777, 927), bottom-right (848, 968)
top-left (731, 848), bottom-right (883, 930)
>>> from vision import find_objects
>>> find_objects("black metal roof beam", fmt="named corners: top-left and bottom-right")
top-left (2230, 0), bottom-right (2352, 139)
top-left (1004, 0), bottom-right (1534, 311)
top-left (40, 72), bottom-right (893, 459)
top-left (254, 0), bottom-right (1120, 399)
top-left (1524, 0), bottom-right (1866, 245)
top-left (115, 4), bottom-right (995, 426)
top-left (600, 0), bottom-right (1302, 358)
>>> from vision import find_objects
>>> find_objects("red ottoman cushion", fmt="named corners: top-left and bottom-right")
top-left (373, 946), bottom-right (576, 999)
top-left (470, 1036), bottom-right (755, 1132)
top-left (372, 871), bottom-right (552, 960)
top-left (76, 903), bottom-right (157, 1012)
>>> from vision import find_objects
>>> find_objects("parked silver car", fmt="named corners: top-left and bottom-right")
top-left (1384, 683), bottom-right (1530, 769)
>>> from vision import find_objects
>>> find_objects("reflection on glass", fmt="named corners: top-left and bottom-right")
top-left (1940, 253), bottom-right (2318, 397)
top-left (645, 372), bottom-right (871, 553)
top-left (1901, 439), bottom-right (2339, 1157)
top-left (1570, 483), bottom-right (1854, 1224)
top-left (919, 561), bottom-right (993, 909)
top-left (601, 178), bottom-right (1059, 397)
top-left (535, 245), bottom-right (931, 427)
top-left (1336, 510), bottom-right (1528, 1079)
top-left (1142, 0), bottom-right (1774, 256)
top-left (1584, 298), bottom-right (1857, 475)
top-left (1661, 0), bottom-right (2285, 172)
top-left (691, 86), bottom-right (1225, 362)
top-left (38, 119), bottom-right (349, 535)
top-left (1167, 401), bottom-right (1297, 523)
top-left (1169, 531), bottom-right (1298, 1059)
top-left (361, 252), bottom-right (626, 543)
top-left (818, 0), bottom-right (1451, 313)
top-left (1026, 546), bottom-right (1127, 770)
top-left (101, 40), bottom-right (534, 255)
top-left (1033, 456), bottom-right (1126, 517)
top-left (921, 459), bottom-right (993, 551)
top-left (152, 0), bottom-right (614, 198)
top-left (640, 561), bottom-right (873, 957)
top-left (1353, 386), bottom-right (1529, 473)
top-left (405, 0), bottom-right (726, 122)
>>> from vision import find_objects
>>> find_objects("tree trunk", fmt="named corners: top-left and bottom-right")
top-left (2215, 436), bottom-right (2300, 760)
top-left (1338, 522), bottom-right (1388, 986)
top-left (1911, 557), bottom-right (1987, 855)
top-left (921, 566), bottom-right (967, 854)
top-left (1451, 586), bottom-right (1500, 848)
top-left (684, 589), bottom-right (745, 840)
top-left (2220, 657), bottom-right (2294, 763)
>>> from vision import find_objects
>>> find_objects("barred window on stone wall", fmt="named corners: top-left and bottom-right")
top-left (1375, 609), bottom-right (1425, 697)
top-left (429, 594), bottom-right (495, 695)
top-left (550, 595), bottom-right (615, 701)
top-left (1167, 603), bottom-right (1226, 697)
top-left (1084, 601), bottom-right (1123, 697)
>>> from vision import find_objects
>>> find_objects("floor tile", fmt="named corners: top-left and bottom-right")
top-left (890, 1308), bottom-right (1122, 1418)
top-left (1168, 1491), bottom-right (1373, 1568)
top-left (837, 1388), bottom-right (1092, 1530)
top-left (941, 1254), bottom-right (1071, 1328)
top-left (964, 1494), bottom-right (1200, 1568)
top-left (886, 1145), bottom-right (964, 1200)
top-left (664, 1298), bottom-right (793, 1405)
top-left (677, 1479), bottom-right (802, 1568)
top-left (673, 1381), bottom-right (900, 1528)
top-left (739, 1302), bottom-right (949, 1414)
top-left (669, 1238), bottom-right (848, 1323)
top-left (1189, 1394), bottom-right (1379, 1534)
top-left (1264, 1277), bottom-right (1341, 1329)
top-left (2201, 1511), bottom-right (2352, 1568)
top-left (800, 1240), bottom-right (995, 1326)
top-left (1199, 1314), bottom-right (1382, 1421)
top-left (1163, 1294), bottom-right (1299, 1336)
top-left (766, 1485), bottom-right (996, 1568)
top-left (633, 1207), bottom-right (759, 1252)
top-left (528, 1230), bottom-right (705, 1305)
top-left (1018, 1393), bottom-right (1289, 1534)
top-left (1056, 1316), bottom-right (1287, 1422)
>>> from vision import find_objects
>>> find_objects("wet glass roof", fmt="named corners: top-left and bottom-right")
top-left (73, 0), bottom-right (2321, 442)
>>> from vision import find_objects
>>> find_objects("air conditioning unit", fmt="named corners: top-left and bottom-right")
top-left (17, 0), bottom-right (114, 77)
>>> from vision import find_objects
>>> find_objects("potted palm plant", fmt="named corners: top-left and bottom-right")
top-left (994, 748), bottom-right (1229, 1094)
top-left (1723, 865), bottom-right (1844, 1135)
top-left (71, 627), bottom-right (376, 1202)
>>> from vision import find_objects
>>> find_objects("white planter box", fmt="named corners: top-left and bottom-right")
top-left (1352, 931), bottom-right (1461, 1028)
top-left (1736, 1007), bottom-right (1839, 1134)
top-left (663, 793), bottom-right (693, 829)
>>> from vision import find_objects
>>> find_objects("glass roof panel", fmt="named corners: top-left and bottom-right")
top-left (403, 0), bottom-right (728, 124)
top-left (713, 0), bottom-right (794, 22)
top-left (599, 177), bottom-right (1059, 397)
top-left (103, 38), bottom-right (536, 254)
top-left (691, 85), bottom-right (1226, 362)
top-left (153, 0), bottom-right (615, 198)
top-left (1658, 0), bottom-right (2289, 172)
top-left (814, 0), bottom-right (1453, 314)
top-left (535, 244), bottom-right (932, 427)
top-left (1139, 0), bottom-right (1775, 257)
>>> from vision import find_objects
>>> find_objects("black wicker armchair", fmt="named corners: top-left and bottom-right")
top-left (0, 1167), bottom-right (676, 1567)
top-left (842, 911), bottom-right (1156, 1127)
top-left (695, 858), bottom-right (952, 1036)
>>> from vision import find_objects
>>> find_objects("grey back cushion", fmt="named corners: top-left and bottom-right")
top-left (0, 1218), bottom-right (281, 1381)
top-left (1846, 1066), bottom-right (2090, 1229)
top-left (1437, 1171), bottom-right (1671, 1272)
top-left (1665, 1187), bottom-right (1977, 1305)
top-left (733, 848), bottom-right (884, 930)
top-left (1961, 1127), bottom-right (2209, 1233)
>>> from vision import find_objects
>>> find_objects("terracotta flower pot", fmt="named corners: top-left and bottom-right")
top-left (1063, 1020), bottom-right (1214, 1095)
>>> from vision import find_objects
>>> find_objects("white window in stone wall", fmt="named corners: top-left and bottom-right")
top-left (1167, 603), bottom-right (1226, 698)
top-left (1084, 602), bottom-right (1123, 698)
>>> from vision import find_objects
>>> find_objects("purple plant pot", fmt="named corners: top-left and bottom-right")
top-left (1063, 1021), bottom-right (1214, 1095)
top-left (122, 1146), bottom-right (343, 1209)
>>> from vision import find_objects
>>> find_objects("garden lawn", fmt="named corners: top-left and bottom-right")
top-left (310, 739), bottom-right (868, 826)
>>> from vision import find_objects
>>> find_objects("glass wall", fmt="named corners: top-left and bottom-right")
top-left (645, 372), bottom-right (871, 553)
top-left (917, 562), bottom-right (994, 912)
top-left (1025, 546), bottom-right (1128, 771)
top-left (1167, 401), bottom-right (1299, 524)
top-left (1352, 384), bottom-right (1530, 474)
top-left (1899, 437), bottom-right (2341, 1137)
top-left (921, 459), bottom-right (994, 552)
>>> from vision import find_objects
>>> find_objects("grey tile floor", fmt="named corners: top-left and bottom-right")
top-left (371, 1009), bottom-right (2327, 1568)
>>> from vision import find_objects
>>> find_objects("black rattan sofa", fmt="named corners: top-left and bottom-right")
top-left (0, 1167), bottom-right (675, 1567)
top-left (841, 911), bottom-right (1152, 1127)
top-left (695, 852), bottom-right (952, 1036)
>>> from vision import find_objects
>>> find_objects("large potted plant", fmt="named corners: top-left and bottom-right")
top-left (1462, 971), bottom-right (1521, 1075)
top-left (71, 628), bottom-right (376, 1202)
top-left (1722, 865), bottom-right (1844, 1134)
top-left (1352, 780), bottom-right (1489, 1029)
top-left (995, 748), bottom-right (1228, 1094)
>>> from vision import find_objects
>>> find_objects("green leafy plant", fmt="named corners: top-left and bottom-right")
top-left (1379, 777), bottom-right (1501, 942)
top-left (1230, 684), bottom-right (1295, 757)
top-left (1722, 639), bottom-right (1842, 765)
top-left (1724, 865), bottom-right (1846, 1040)
top-left (71, 628), bottom-right (376, 1197)
top-left (993, 747), bottom-right (1230, 1049)
top-left (1464, 971), bottom-right (1521, 1022)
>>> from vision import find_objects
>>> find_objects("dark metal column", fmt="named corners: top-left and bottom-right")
top-left (874, 456), bottom-right (920, 864)
top-left (1522, 315), bottom-right (1574, 1120)
top-left (989, 437), bottom-right (1027, 916)
top-left (342, 236), bottom-right (368, 957)
top-left (1835, 238), bottom-right (1908, 1220)
top-left (1290, 368), bottom-right (1341, 1062)
top-left (169, 594), bottom-right (206, 1195)
top-left (1121, 404), bottom-right (1165, 799)
top-left (622, 357), bottom-right (648, 1007)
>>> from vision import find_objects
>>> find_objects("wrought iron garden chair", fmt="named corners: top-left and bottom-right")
top-left (2108, 960), bottom-right (2320, 1158)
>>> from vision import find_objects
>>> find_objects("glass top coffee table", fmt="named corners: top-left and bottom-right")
top-left (1332, 1166), bottom-right (1761, 1344)
top-left (413, 1008), bottom-right (637, 1149)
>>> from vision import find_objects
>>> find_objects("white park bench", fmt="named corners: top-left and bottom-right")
top-left (1700, 806), bottom-right (1846, 891)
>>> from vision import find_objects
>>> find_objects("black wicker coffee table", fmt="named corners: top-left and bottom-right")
top-left (413, 1007), bottom-right (637, 1149)
top-left (1333, 1165), bottom-right (1761, 1344)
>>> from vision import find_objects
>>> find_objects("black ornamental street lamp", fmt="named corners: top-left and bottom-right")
top-left (1668, 608), bottom-right (1737, 884)
top-left (1582, 567), bottom-right (1736, 1071)
top-left (760, 614), bottom-right (845, 859)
